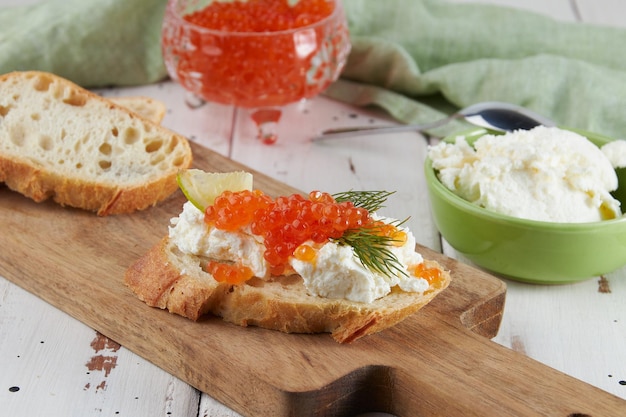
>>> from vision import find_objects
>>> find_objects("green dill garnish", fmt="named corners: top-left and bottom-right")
top-left (333, 222), bottom-right (409, 278)
top-left (331, 189), bottom-right (410, 279)
top-left (332, 190), bottom-right (396, 213)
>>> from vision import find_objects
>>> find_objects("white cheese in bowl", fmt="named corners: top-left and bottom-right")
top-left (428, 126), bottom-right (622, 223)
top-left (601, 139), bottom-right (626, 168)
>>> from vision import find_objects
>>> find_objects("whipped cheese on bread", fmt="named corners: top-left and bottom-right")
top-left (169, 201), bottom-right (429, 303)
top-left (125, 177), bottom-right (451, 343)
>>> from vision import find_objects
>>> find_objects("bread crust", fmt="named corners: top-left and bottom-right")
top-left (0, 71), bottom-right (192, 215)
top-left (125, 237), bottom-right (451, 343)
top-left (0, 156), bottom-right (183, 215)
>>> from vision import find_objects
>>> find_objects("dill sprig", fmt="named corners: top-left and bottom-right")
top-left (331, 189), bottom-right (410, 279)
top-left (333, 219), bottom-right (409, 279)
top-left (332, 190), bottom-right (396, 213)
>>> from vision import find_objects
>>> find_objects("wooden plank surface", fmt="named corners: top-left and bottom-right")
top-left (1, 142), bottom-right (625, 416)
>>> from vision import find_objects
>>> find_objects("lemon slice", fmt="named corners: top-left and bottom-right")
top-left (177, 169), bottom-right (253, 211)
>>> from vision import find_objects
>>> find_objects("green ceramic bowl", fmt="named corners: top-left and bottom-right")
top-left (424, 127), bottom-right (626, 284)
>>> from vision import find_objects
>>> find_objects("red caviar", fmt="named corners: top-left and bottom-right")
top-left (293, 244), bottom-right (317, 262)
top-left (185, 0), bottom-right (334, 32)
top-left (162, 0), bottom-right (349, 108)
top-left (206, 261), bottom-right (254, 284)
top-left (409, 263), bottom-right (443, 285)
top-left (205, 190), bottom-right (375, 275)
top-left (368, 220), bottom-right (408, 247)
top-left (203, 190), bottom-right (432, 286)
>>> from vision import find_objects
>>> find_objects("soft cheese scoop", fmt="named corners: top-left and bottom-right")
top-left (428, 126), bottom-right (624, 223)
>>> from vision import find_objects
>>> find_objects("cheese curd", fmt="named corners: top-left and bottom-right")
top-left (291, 216), bottom-right (428, 303)
top-left (169, 201), bottom-right (268, 277)
top-left (601, 139), bottom-right (626, 169)
top-left (428, 126), bottom-right (623, 223)
top-left (169, 201), bottom-right (428, 303)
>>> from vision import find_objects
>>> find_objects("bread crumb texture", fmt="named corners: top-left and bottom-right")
top-left (0, 71), bottom-right (192, 215)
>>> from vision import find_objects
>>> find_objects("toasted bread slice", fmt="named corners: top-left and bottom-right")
top-left (125, 237), bottom-right (451, 343)
top-left (0, 71), bottom-right (192, 215)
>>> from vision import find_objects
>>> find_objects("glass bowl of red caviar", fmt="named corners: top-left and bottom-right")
top-left (161, 0), bottom-right (351, 144)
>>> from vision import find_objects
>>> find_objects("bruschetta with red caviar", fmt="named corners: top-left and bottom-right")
top-left (125, 170), bottom-right (450, 343)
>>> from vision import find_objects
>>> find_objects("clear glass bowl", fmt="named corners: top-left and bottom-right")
top-left (162, 0), bottom-right (351, 144)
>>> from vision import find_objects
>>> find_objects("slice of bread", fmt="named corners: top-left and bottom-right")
top-left (109, 96), bottom-right (167, 124)
top-left (125, 237), bottom-right (451, 343)
top-left (0, 71), bottom-right (192, 215)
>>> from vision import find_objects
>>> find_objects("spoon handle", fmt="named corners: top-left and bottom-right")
top-left (312, 114), bottom-right (457, 142)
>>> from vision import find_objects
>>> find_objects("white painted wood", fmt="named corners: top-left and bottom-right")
top-left (0, 276), bottom-right (200, 416)
top-left (2, 0), bottom-right (626, 415)
top-left (575, 0), bottom-right (626, 27)
top-left (199, 395), bottom-right (244, 417)
top-left (492, 268), bottom-right (626, 399)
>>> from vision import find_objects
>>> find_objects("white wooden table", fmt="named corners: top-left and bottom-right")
top-left (1, 0), bottom-right (625, 416)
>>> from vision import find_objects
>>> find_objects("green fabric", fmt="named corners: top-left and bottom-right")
top-left (330, 0), bottom-right (626, 138)
top-left (1, 0), bottom-right (625, 138)
top-left (0, 0), bottom-right (168, 87)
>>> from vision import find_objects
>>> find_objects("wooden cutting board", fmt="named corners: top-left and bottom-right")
top-left (1, 142), bottom-right (624, 417)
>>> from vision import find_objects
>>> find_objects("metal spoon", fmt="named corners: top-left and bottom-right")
top-left (312, 101), bottom-right (556, 141)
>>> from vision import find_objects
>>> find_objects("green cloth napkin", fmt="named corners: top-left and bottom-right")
top-left (329, 0), bottom-right (626, 139)
top-left (0, 0), bottom-right (167, 87)
top-left (2, 0), bottom-right (626, 139)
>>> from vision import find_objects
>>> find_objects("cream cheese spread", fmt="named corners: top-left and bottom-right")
top-left (428, 126), bottom-right (623, 223)
top-left (169, 201), bottom-right (268, 277)
top-left (169, 201), bottom-right (428, 303)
